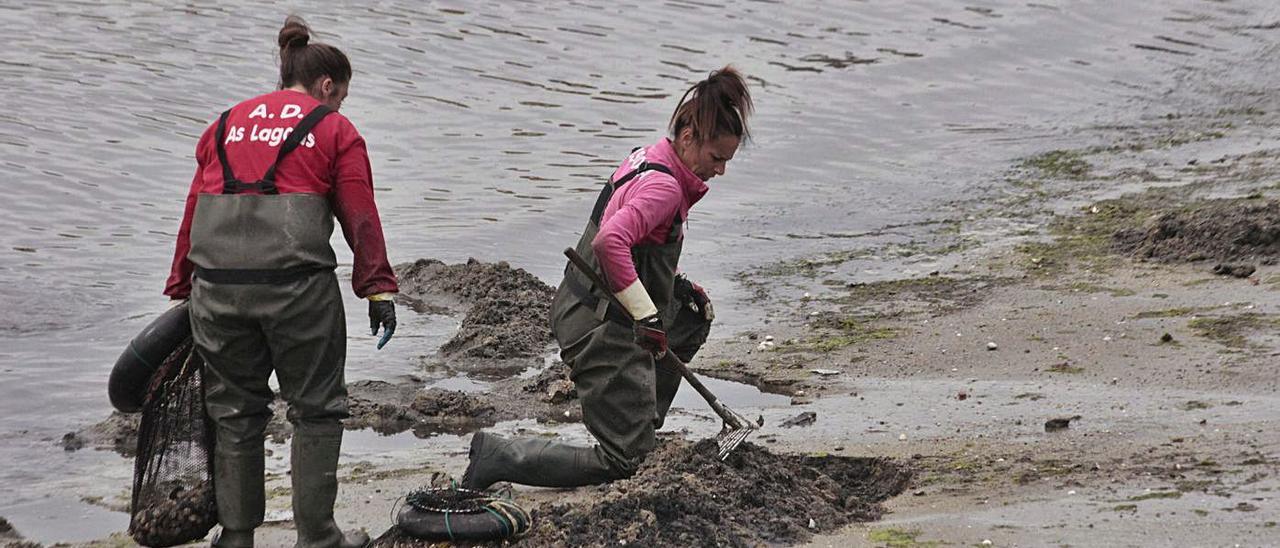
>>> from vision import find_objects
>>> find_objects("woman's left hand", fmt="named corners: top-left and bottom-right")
top-left (689, 280), bottom-right (715, 321)
top-left (368, 299), bottom-right (397, 349)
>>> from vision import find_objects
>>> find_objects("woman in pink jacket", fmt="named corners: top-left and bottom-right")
top-left (462, 67), bottom-right (753, 489)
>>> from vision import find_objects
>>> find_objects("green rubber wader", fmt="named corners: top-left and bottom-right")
top-left (654, 275), bottom-right (713, 429)
top-left (188, 194), bottom-right (337, 271)
top-left (551, 166), bottom-right (685, 480)
top-left (461, 162), bottom-right (715, 490)
top-left (471, 164), bottom-right (684, 489)
top-left (192, 269), bottom-right (351, 540)
top-left (188, 106), bottom-right (362, 546)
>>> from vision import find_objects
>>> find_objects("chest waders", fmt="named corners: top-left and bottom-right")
top-left (189, 105), bottom-right (368, 548)
top-left (658, 274), bottom-right (714, 427)
top-left (462, 161), bottom-right (711, 491)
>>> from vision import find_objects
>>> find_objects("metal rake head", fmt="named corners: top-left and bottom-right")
top-left (715, 407), bottom-right (759, 460)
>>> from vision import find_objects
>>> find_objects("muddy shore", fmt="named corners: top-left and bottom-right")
top-left (64, 259), bottom-right (576, 454)
top-left (740, 101), bottom-right (1280, 545)
top-left (371, 439), bottom-right (911, 548)
top-left (343, 86), bottom-right (1280, 546)
top-left (67, 108), bottom-right (1280, 546)
top-left (58, 26), bottom-right (1280, 548)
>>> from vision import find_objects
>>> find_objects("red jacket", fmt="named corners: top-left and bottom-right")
top-left (164, 90), bottom-right (398, 299)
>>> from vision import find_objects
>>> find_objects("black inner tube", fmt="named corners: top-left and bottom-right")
top-left (108, 303), bottom-right (192, 413)
top-left (396, 488), bottom-right (531, 542)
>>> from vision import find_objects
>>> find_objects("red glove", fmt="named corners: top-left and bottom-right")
top-left (689, 281), bottom-right (715, 321)
top-left (634, 314), bottom-right (668, 358)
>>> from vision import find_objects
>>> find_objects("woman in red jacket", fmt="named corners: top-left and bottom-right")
top-left (165, 16), bottom-right (395, 548)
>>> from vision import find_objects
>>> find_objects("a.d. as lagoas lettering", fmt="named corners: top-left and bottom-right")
top-left (222, 103), bottom-right (317, 148)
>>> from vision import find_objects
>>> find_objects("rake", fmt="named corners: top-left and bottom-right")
top-left (564, 248), bottom-right (758, 460)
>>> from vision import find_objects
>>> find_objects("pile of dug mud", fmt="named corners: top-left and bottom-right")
top-left (0, 516), bottom-right (37, 548)
top-left (1114, 198), bottom-right (1280, 263)
top-left (67, 399), bottom-right (302, 455)
top-left (1, 516), bottom-right (19, 540)
top-left (396, 259), bottom-right (556, 360)
top-left (342, 362), bottom-right (580, 438)
top-left (372, 438), bottom-right (910, 547)
top-left (344, 381), bottom-right (501, 436)
top-left (69, 365), bottom-right (580, 452)
top-left (61, 411), bottom-right (139, 455)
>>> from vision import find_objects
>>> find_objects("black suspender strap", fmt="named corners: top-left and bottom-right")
top-left (667, 212), bottom-right (683, 244)
top-left (212, 104), bottom-right (334, 195)
top-left (214, 110), bottom-right (237, 191)
top-left (589, 162), bottom-right (675, 224)
top-left (258, 105), bottom-right (333, 193)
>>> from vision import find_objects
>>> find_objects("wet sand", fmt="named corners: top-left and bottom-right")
top-left (730, 99), bottom-right (1280, 544)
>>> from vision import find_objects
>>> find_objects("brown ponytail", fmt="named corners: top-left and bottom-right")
top-left (277, 15), bottom-right (352, 91)
top-left (669, 66), bottom-right (754, 143)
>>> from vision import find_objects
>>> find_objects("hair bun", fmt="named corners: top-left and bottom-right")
top-left (278, 16), bottom-right (312, 50)
top-left (668, 65), bottom-right (753, 142)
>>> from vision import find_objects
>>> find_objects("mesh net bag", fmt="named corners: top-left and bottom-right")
top-left (128, 338), bottom-right (218, 547)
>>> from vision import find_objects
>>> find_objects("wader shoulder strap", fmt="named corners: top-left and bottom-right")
top-left (213, 105), bottom-right (334, 195)
top-left (589, 163), bottom-right (675, 225)
top-left (214, 109), bottom-right (236, 188)
top-left (259, 105), bottom-right (333, 190)
top-left (588, 162), bottom-right (684, 244)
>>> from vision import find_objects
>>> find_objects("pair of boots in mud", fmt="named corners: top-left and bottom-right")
top-left (210, 427), bottom-right (368, 548)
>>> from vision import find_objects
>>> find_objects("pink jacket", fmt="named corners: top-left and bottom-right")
top-left (592, 138), bottom-right (708, 291)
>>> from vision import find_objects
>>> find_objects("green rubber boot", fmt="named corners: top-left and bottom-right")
top-left (460, 431), bottom-right (620, 490)
top-left (210, 529), bottom-right (255, 548)
top-left (211, 448), bottom-right (265, 548)
top-left (291, 427), bottom-right (369, 548)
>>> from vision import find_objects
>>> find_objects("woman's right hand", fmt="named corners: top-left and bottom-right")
top-left (634, 314), bottom-right (668, 358)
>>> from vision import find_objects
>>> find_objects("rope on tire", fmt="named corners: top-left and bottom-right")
top-left (394, 486), bottom-right (532, 540)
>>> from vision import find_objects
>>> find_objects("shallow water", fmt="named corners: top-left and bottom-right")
top-left (671, 373), bottom-right (793, 410)
top-left (1, 0), bottom-right (1277, 543)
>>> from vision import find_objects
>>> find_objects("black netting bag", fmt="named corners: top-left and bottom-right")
top-left (128, 338), bottom-right (218, 547)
